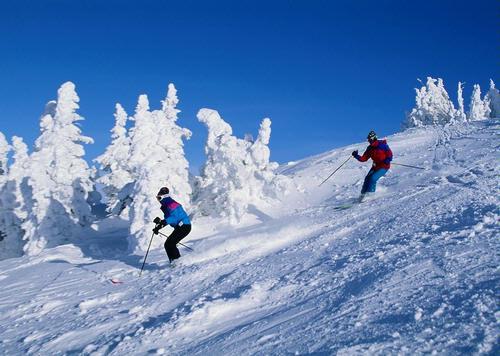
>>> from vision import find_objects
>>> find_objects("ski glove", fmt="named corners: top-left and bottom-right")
top-left (153, 218), bottom-right (167, 235)
top-left (352, 150), bottom-right (358, 157)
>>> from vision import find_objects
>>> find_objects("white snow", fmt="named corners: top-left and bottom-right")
top-left (126, 85), bottom-right (192, 252)
top-left (0, 131), bottom-right (9, 180)
top-left (18, 82), bottom-right (95, 256)
top-left (404, 77), bottom-right (461, 128)
top-left (95, 103), bottom-right (133, 214)
top-left (194, 108), bottom-right (295, 224)
top-left (469, 84), bottom-right (491, 121)
top-left (403, 77), bottom-right (499, 129)
top-left (0, 136), bottom-right (28, 258)
top-left (0, 119), bottom-right (498, 354)
top-left (485, 79), bottom-right (500, 118)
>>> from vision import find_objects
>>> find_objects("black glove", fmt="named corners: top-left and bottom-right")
top-left (352, 150), bottom-right (358, 157)
top-left (152, 219), bottom-right (167, 234)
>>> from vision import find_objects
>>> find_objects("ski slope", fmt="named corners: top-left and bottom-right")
top-left (0, 121), bottom-right (498, 355)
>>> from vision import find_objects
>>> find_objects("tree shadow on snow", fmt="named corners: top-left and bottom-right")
top-left (247, 204), bottom-right (274, 223)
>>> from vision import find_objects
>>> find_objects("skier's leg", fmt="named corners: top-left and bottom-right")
top-left (361, 169), bottom-right (375, 194)
top-left (164, 228), bottom-right (181, 261)
top-left (172, 224), bottom-right (191, 246)
top-left (164, 225), bottom-right (192, 261)
top-left (366, 168), bottom-right (388, 192)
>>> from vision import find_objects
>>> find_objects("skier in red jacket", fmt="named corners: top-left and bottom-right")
top-left (352, 131), bottom-right (393, 202)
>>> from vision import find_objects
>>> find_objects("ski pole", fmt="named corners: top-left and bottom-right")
top-left (157, 231), bottom-right (194, 251)
top-left (178, 242), bottom-right (194, 251)
top-left (392, 162), bottom-right (426, 170)
top-left (140, 232), bottom-right (155, 277)
top-left (319, 156), bottom-right (351, 187)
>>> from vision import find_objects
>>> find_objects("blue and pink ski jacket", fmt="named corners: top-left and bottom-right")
top-left (159, 196), bottom-right (191, 227)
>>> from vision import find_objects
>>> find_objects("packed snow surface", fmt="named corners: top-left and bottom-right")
top-left (0, 121), bottom-right (498, 355)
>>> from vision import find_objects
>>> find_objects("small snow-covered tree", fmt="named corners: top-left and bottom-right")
top-left (194, 109), bottom-right (294, 224)
top-left (0, 136), bottom-right (29, 259)
top-left (95, 103), bottom-right (133, 213)
top-left (126, 84), bottom-right (192, 252)
top-left (22, 82), bottom-right (94, 255)
top-left (0, 131), bottom-right (10, 254)
top-left (194, 109), bottom-right (248, 223)
top-left (403, 77), bottom-right (459, 128)
top-left (456, 82), bottom-right (467, 122)
top-left (0, 132), bottom-right (9, 183)
top-left (468, 84), bottom-right (491, 121)
top-left (248, 118), bottom-right (294, 199)
top-left (484, 79), bottom-right (500, 118)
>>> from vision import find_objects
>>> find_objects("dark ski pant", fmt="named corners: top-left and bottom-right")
top-left (164, 224), bottom-right (191, 262)
top-left (361, 168), bottom-right (387, 194)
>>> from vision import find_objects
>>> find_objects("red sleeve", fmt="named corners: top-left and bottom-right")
top-left (358, 147), bottom-right (371, 162)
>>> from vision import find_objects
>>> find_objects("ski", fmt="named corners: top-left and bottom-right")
top-left (333, 204), bottom-right (355, 210)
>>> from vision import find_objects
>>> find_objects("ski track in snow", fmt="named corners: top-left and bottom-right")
top-left (0, 122), bottom-right (499, 355)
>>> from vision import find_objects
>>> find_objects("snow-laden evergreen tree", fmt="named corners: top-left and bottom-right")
top-left (484, 79), bottom-right (500, 118)
top-left (95, 103), bottom-right (133, 214)
top-left (248, 118), bottom-right (294, 200)
top-left (194, 109), bottom-right (294, 224)
top-left (0, 137), bottom-right (29, 259)
top-left (0, 132), bottom-right (10, 252)
top-left (456, 82), bottom-right (467, 122)
top-left (194, 109), bottom-right (248, 223)
top-left (126, 84), bottom-right (192, 252)
top-left (0, 132), bottom-right (9, 184)
top-left (22, 82), bottom-right (95, 255)
top-left (468, 84), bottom-right (491, 121)
top-left (403, 77), bottom-right (459, 128)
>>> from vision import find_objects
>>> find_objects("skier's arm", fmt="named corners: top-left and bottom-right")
top-left (354, 147), bottom-right (371, 162)
top-left (153, 217), bottom-right (167, 234)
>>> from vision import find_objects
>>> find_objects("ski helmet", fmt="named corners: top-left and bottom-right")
top-left (367, 130), bottom-right (377, 142)
top-left (156, 187), bottom-right (169, 201)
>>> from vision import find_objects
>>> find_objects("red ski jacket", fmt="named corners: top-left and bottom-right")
top-left (354, 139), bottom-right (393, 170)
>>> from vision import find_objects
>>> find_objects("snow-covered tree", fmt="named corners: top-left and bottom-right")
top-left (0, 132), bottom-right (10, 255)
top-left (456, 82), bottom-right (467, 122)
top-left (126, 84), bottom-right (192, 252)
top-left (247, 118), bottom-right (293, 200)
top-left (193, 109), bottom-right (248, 223)
top-left (0, 132), bottom-right (9, 183)
top-left (194, 108), bottom-right (294, 224)
top-left (403, 77), bottom-right (459, 128)
top-left (95, 103), bottom-right (133, 214)
top-left (22, 82), bottom-right (94, 255)
top-left (0, 136), bottom-right (29, 259)
top-left (484, 79), bottom-right (500, 118)
top-left (468, 84), bottom-right (491, 121)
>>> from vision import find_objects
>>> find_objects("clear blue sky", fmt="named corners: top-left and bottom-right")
top-left (0, 0), bottom-right (497, 171)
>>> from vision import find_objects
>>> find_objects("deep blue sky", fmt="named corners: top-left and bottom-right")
top-left (0, 0), bottom-right (497, 171)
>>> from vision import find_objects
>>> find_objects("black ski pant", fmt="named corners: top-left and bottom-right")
top-left (164, 224), bottom-right (191, 262)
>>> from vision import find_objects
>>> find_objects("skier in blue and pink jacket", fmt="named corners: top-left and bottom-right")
top-left (153, 187), bottom-right (191, 263)
top-left (352, 131), bottom-right (393, 202)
